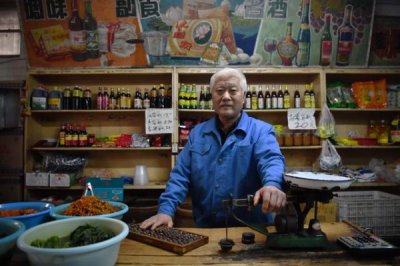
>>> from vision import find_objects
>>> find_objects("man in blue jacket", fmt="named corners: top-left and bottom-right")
top-left (141, 68), bottom-right (286, 229)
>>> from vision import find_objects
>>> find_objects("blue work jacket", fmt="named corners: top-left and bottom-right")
top-left (158, 111), bottom-right (285, 227)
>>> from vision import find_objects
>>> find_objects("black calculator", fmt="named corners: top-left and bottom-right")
top-left (337, 234), bottom-right (400, 256)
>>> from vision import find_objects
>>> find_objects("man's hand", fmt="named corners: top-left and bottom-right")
top-left (140, 213), bottom-right (173, 230)
top-left (253, 186), bottom-right (286, 213)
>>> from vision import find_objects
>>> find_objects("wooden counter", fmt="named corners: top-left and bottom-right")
top-left (117, 222), bottom-right (400, 265)
top-left (9, 222), bottom-right (400, 265)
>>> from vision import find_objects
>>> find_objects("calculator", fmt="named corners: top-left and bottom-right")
top-left (337, 234), bottom-right (400, 256)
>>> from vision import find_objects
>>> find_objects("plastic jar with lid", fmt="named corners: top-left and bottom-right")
top-left (311, 134), bottom-right (321, 145)
top-left (276, 133), bottom-right (284, 146)
top-left (48, 87), bottom-right (63, 110)
top-left (302, 132), bottom-right (311, 146)
top-left (284, 133), bottom-right (293, 146)
top-left (294, 132), bottom-right (303, 146)
top-left (30, 85), bottom-right (48, 110)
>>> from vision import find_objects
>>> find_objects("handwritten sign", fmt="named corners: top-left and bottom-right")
top-left (145, 108), bottom-right (174, 134)
top-left (287, 108), bottom-right (316, 130)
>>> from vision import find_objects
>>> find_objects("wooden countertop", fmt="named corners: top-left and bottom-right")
top-left (9, 222), bottom-right (400, 265)
top-left (117, 222), bottom-right (400, 265)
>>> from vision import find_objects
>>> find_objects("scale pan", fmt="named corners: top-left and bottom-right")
top-left (284, 171), bottom-right (354, 190)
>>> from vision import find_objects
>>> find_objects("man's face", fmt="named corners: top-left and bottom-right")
top-left (212, 74), bottom-right (245, 121)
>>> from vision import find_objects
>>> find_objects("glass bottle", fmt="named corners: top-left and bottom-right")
top-left (320, 14), bottom-right (332, 66)
top-left (304, 84), bottom-right (311, 108)
top-left (82, 87), bottom-right (92, 109)
top-left (283, 85), bottom-right (290, 109)
top-left (199, 86), bottom-right (206, 109)
top-left (277, 85), bottom-right (284, 109)
top-left (245, 86), bottom-right (251, 109)
top-left (377, 120), bottom-right (389, 145)
top-left (294, 88), bottom-right (301, 108)
top-left (296, 0), bottom-right (311, 67)
top-left (96, 87), bottom-right (103, 109)
top-left (367, 120), bottom-right (377, 138)
top-left (251, 85), bottom-right (258, 110)
top-left (336, 5), bottom-right (355, 66)
top-left (277, 22), bottom-right (299, 66)
top-left (265, 85), bottom-right (271, 109)
top-left (190, 84), bottom-right (198, 109)
top-left (166, 86), bottom-right (172, 108)
top-left (65, 123), bottom-right (72, 147)
top-left (63, 87), bottom-right (71, 110)
top-left (78, 123), bottom-right (88, 147)
top-left (102, 87), bottom-right (109, 110)
top-left (69, 0), bottom-right (86, 61)
top-left (257, 85), bottom-right (264, 109)
top-left (309, 84), bottom-right (315, 108)
top-left (59, 123), bottom-right (66, 147)
top-left (143, 88), bottom-right (150, 109)
top-left (126, 88), bottom-right (132, 109)
top-left (84, 0), bottom-right (99, 58)
top-left (178, 83), bottom-right (185, 109)
top-left (109, 88), bottom-right (116, 109)
top-left (150, 85), bottom-right (158, 108)
top-left (271, 85), bottom-right (278, 109)
top-left (158, 83), bottom-right (166, 108)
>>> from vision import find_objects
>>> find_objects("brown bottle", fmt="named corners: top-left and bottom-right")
top-left (69, 0), bottom-right (86, 61)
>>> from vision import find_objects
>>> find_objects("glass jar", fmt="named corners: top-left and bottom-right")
top-left (302, 132), bottom-right (311, 146)
top-left (276, 133), bottom-right (284, 146)
top-left (294, 132), bottom-right (303, 146)
top-left (311, 134), bottom-right (321, 145)
top-left (284, 133), bottom-right (293, 146)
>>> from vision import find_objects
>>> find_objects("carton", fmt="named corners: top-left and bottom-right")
top-left (86, 177), bottom-right (124, 202)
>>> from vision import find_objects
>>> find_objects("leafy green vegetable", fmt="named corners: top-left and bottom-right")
top-left (70, 224), bottom-right (115, 246)
top-left (30, 224), bottom-right (114, 248)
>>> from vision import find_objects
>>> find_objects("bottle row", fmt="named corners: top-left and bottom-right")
top-left (31, 84), bottom-right (173, 110)
top-left (244, 84), bottom-right (316, 110)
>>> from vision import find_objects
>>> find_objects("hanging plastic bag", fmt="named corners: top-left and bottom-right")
top-left (316, 103), bottom-right (335, 139)
top-left (319, 139), bottom-right (341, 171)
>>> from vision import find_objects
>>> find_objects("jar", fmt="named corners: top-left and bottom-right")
top-left (294, 133), bottom-right (303, 146)
top-left (302, 132), bottom-right (311, 146)
top-left (311, 134), bottom-right (321, 145)
top-left (276, 133), bottom-right (284, 146)
top-left (284, 133), bottom-right (293, 146)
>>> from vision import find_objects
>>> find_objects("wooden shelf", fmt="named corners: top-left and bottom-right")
top-left (178, 109), bottom-right (322, 113)
top-left (31, 147), bottom-right (171, 151)
top-left (31, 109), bottom-right (146, 114)
top-left (330, 108), bottom-right (400, 112)
top-left (335, 145), bottom-right (400, 149)
top-left (26, 183), bottom-right (167, 190)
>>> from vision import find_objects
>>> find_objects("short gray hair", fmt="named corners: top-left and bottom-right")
top-left (210, 68), bottom-right (247, 91)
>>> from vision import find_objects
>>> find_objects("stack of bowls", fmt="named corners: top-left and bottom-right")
top-left (0, 219), bottom-right (25, 263)
top-left (0, 202), bottom-right (54, 229)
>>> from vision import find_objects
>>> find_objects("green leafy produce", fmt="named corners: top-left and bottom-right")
top-left (30, 224), bottom-right (115, 248)
top-left (70, 224), bottom-right (115, 246)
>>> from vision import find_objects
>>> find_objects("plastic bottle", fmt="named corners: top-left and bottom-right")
top-left (31, 85), bottom-right (48, 110)
top-left (48, 86), bottom-right (62, 110)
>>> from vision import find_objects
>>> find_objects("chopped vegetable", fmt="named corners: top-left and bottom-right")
top-left (64, 196), bottom-right (118, 216)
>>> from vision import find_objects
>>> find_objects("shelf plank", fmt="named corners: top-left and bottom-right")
top-left (31, 109), bottom-right (146, 114)
top-left (26, 183), bottom-right (167, 190)
top-left (178, 109), bottom-right (322, 113)
top-left (335, 145), bottom-right (400, 149)
top-left (31, 147), bottom-right (171, 151)
top-left (330, 108), bottom-right (400, 112)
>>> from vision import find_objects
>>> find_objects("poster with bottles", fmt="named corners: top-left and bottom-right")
top-left (19, 0), bottom-right (148, 67)
top-left (20, 0), bottom-right (376, 68)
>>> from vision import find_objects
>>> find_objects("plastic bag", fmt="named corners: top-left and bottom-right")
top-left (319, 139), bottom-right (341, 171)
top-left (42, 153), bottom-right (87, 173)
top-left (316, 103), bottom-right (335, 139)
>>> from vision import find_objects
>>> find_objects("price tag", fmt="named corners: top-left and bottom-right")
top-left (145, 108), bottom-right (174, 134)
top-left (287, 108), bottom-right (316, 130)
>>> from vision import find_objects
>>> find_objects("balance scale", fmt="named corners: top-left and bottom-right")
top-left (222, 171), bottom-right (354, 249)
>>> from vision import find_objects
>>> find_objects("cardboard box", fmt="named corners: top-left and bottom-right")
top-left (25, 172), bottom-right (49, 187)
top-left (86, 177), bottom-right (124, 202)
top-left (49, 173), bottom-right (71, 187)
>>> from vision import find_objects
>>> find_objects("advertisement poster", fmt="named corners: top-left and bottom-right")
top-left (19, 0), bottom-right (148, 67)
top-left (20, 0), bottom-right (376, 68)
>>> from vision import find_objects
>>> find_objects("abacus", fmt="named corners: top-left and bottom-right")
top-left (128, 223), bottom-right (209, 255)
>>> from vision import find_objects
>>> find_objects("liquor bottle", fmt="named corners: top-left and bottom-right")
top-left (336, 5), bottom-right (355, 66)
top-left (309, 83), bottom-right (315, 108)
top-left (120, 88), bottom-right (126, 109)
top-left (63, 87), bottom-right (71, 109)
top-left (126, 89), bottom-right (132, 109)
top-left (245, 87), bottom-right (251, 109)
top-left (82, 87), bottom-right (92, 109)
top-left (190, 84), bottom-right (198, 109)
top-left (178, 83), bottom-right (186, 109)
top-left (143, 88), bottom-right (150, 109)
top-left (84, 0), bottom-right (99, 58)
top-left (277, 85), bottom-right (284, 109)
top-left (116, 88), bottom-right (121, 109)
top-left (320, 14), bottom-right (332, 66)
top-left (109, 88), bottom-right (116, 109)
top-left (199, 86), bottom-right (206, 109)
top-left (251, 86), bottom-right (257, 110)
top-left (265, 85), bottom-right (271, 109)
top-left (296, 0), bottom-right (311, 67)
top-left (277, 22), bottom-right (299, 66)
top-left (78, 123), bottom-right (88, 147)
top-left (158, 84), bottom-right (166, 108)
top-left (271, 85), bottom-right (278, 109)
top-left (59, 123), bottom-right (66, 147)
top-left (283, 85), bottom-right (291, 109)
top-left (257, 85), bottom-right (264, 109)
top-left (72, 86), bottom-right (81, 109)
top-left (102, 87), bottom-right (109, 110)
top-left (69, 0), bottom-right (86, 61)
top-left (294, 87), bottom-right (301, 108)
top-left (65, 123), bottom-right (72, 147)
top-left (71, 124), bottom-right (79, 147)
top-left (206, 86), bottom-right (212, 109)
top-left (304, 84), bottom-right (311, 108)
top-left (150, 85), bottom-right (158, 108)
top-left (367, 120), bottom-right (377, 138)
top-left (97, 87), bottom-right (103, 109)
top-left (134, 88), bottom-right (142, 109)
top-left (166, 86), bottom-right (172, 108)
